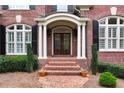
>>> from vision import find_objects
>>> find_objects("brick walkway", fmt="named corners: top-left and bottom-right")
top-left (39, 76), bottom-right (89, 88)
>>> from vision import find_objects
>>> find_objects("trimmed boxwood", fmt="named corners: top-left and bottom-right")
top-left (0, 55), bottom-right (38, 73)
top-left (91, 44), bottom-right (98, 75)
top-left (99, 72), bottom-right (117, 88)
top-left (98, 62), bottom-right (124, 78)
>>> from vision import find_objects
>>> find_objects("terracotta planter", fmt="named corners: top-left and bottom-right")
top-left (80, 71), bottom-right (89, 77)
top-left (38, 70), bottom-right (47, 77)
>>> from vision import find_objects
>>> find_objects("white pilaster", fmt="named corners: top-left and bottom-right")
top-left (77, 24), bottom-right (81, 59)
top-left (81, 22), bottom-right (86, 59)
top-left (43, 25), bottom-right (47, 58)
top-left (38, 25), bottom-right (43, 59)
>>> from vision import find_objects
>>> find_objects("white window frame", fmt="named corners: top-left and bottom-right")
top-left (99, 16), bottom-right (124, 52)
top-left (6, 24), bottom-right (32, 55)
top-left (57, 5), bottom-right (68, 12)
top-left (9, 5), bottom-right (29, 10)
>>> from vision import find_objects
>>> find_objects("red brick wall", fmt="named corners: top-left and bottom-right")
top-left (0, 5), bottom-right (45, 26)
top-left (81, 5), bottom-right (124, 64)
top-left (1, 5), bottom-right (124, 64)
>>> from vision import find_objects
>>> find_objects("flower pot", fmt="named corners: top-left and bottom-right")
top-left (80, 71), bottom-right (89, 77)
top-left (38, 70), bottom-right (47, 77)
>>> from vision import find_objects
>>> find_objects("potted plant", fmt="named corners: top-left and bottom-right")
top-left (38, 68), bottom-right (47, 77)
top-left (80, 68), bottom-right (89, 77)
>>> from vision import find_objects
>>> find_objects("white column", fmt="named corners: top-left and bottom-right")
top-left (43, 25), bottom-right (47, 58)
top-left (81, 22), bottom-right (86, 59)
top-left (77, 24), bottom-right (81, 59)
top-left (38, 25), bottom-right (43, 59)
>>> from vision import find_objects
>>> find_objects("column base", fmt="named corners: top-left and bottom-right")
top-left (76, 56), bottom-right (86, 59)
top-left (38, 56), bottom-right (48, 59)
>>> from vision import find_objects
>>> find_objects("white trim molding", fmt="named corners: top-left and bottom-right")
top-left (36, 13), bottom-right (89, 59)
top-left (99, 16), bottom-right (124, 52)
top-left (6, 24), bottom-right (32, 55)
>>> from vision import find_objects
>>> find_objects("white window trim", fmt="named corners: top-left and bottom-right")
top-left (99, 16), bottom-right (124, 52)
top-left (6, 24), bottom-right (32, 55)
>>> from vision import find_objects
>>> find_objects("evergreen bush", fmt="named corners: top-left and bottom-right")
top-left (99, 72), bottom-right (117, 88)
top-left (91, 44), bottom-right (98, 75)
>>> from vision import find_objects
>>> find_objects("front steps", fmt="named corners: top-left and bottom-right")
top-left (39, 60), bottom-right (81, 76)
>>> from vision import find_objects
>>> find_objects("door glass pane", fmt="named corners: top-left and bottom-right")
top-left (54, 34), bottom-right (61, 54)
top-left (63, 34), bottom-right (70, 54)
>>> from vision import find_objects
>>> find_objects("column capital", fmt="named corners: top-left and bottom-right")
top-left (38, 23), bottom-right (46, 26)
top-left (81, 22), bottom-right (86, 26)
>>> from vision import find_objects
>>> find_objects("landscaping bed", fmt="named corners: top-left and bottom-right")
top-left (0, 55), bottom-right (38, 73)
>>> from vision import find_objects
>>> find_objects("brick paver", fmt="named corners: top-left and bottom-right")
top-left (39, 76), bottom-right (89, 88)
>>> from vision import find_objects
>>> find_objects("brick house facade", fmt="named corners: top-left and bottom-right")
top-left (0, 5), bottom-right (124, 68)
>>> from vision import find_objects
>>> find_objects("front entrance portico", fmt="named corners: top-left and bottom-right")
top-left (35, 13), bottom-right (89, 59)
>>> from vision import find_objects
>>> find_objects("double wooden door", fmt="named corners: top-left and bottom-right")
top-left (54, 33), bottom-right (71, 55)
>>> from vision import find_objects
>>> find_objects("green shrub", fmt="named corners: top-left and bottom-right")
top-left (98, 62), bottom-right (124, 78)
top-left (99, 72), bottom-right (117, 88)
top-left (0, 56), bottom-right (5, 63)
top-left (0, 56), bottom-right (27, 72)
top-left (4, 55), bottom-right (27, 62)
top-left (91, 44), bottom-right (98, 75)
top-left (0, 55), bottom-right (38, 73)
top-left (98, 62), bottom-right (110, 73)
top-left (25, 44), bottom-right (38, 72)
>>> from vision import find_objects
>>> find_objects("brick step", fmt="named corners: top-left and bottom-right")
top-left (49, 61), bottom-right (76, 63)
top-left (44, 65), bottom-right (80, 70)
top-left (46, 70), bottom-right (80, 75)
top-left (48, 62), bottom-right (77, 66)
top-left (48, 59), bottom-right (77, 62)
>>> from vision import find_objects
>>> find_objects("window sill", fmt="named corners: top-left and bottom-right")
top-left (99, 49), bottom-right (124, 52)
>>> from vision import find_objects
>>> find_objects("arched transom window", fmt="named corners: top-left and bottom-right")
top-left (99, 16), bottom-right (124, 51)
top-left (6, 24), bottom-right (32, 55)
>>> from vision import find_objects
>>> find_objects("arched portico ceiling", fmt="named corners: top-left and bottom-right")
top-left (35, 13), bottom-right (89, 25)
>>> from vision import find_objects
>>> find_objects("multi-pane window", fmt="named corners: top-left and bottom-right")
top-left (57, 5), bottom-right (68, 12)
top-left (6, 24), bottom-right (32, 55)
top-left (9, 5), bottom-right (29, 10)
top-left (99, 16), bottom-right (124, 51)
